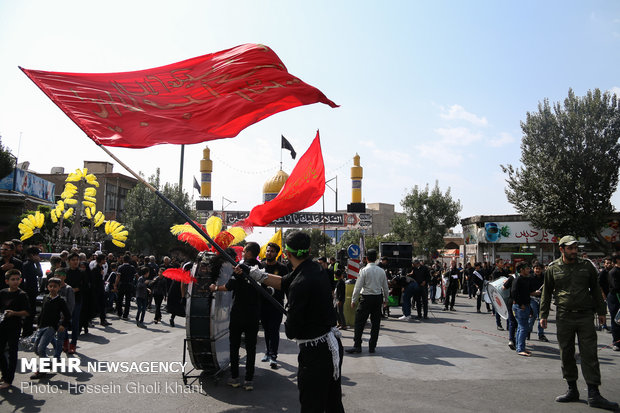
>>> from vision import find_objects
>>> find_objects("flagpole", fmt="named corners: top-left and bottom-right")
top-left (96, 144), bottom-right (287, 315)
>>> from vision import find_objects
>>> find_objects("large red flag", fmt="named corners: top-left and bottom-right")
top-left (244, 131), bottom-right (325, 227)
top-left (20, 44), bottom-right (337, 148)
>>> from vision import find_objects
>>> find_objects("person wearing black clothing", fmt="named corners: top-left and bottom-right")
top-left (260, 242), bottom-right (287, 369)
top-left (0, 242), bottom-right (22, 290)
top-left (150, 268), bottom-right (167, 324)
top-left (412, 260), bottom-right (431, 319)
top-left (491, 259), bottom-right (510, 330)
top-left (527, 263), bottom-right (548, 341)
top-left (31, 278), bottom-right (71, 379)
top-left (443, 261), bottom-right (460, 311)
top-left (64, 253), bottom-right (84, 354)
top-left (244, 231), bottom-right (343, 412)
top-left (511, 263), bottom-right (532, 356)
top-left (335, 269), bottom-right (347, 329)
top-left (0, 269), bottom-right (30, 388)
top-left (598, 257), bottom-right (613, 332)
top-left (211, 242), bottom-right (263, 390)
top-left (20, 247), bottom-right (42, 336)
top-left (114, 255), bottom-right (137, 319)
top-left (429, 269), bottom-right (441, 304)
top-left (471, 262), bottom-right (485, 312)
top-left (608, 254), bottom-right (620, 351)
top-left (92, 255), bottom-right (111, 326)
top-left (503, 272), bottom-right (518, 351)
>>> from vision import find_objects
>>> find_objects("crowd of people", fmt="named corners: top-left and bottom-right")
top-left (0, 239), bottom-right (191, 388)
top-left (1, 233), bottom-right (619, 410)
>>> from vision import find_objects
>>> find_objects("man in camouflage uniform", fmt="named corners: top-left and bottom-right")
top-left (540, 236), bottom-right (618, 410)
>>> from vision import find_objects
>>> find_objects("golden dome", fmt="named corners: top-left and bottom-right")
top-left (263, 169), bottom-right (289, 200)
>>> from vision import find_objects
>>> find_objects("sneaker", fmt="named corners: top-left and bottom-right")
top-left (450, 307), bottom-right (455, 311)
top-left (101, 320), bottom-right (111, 327)
top-left (612, 345), bottom-right (619, 351)
top-left (345, 347), bottom-right (361, 354)
top-left (497, 326), bottom-right (504, 331)
top-left (539, 335), bottom-right (549, 342)
top-left (398, 315), bottom-right (410, 320)
top-left (227, 378), bottom-right (240, 388)
top-left (169, 318), bottom-right (175, 327)
top-left (508, 341), bottom-right (516, 350)
top-left (269, 358), bottom-right (278, 369)
top-left (243, 380), bottom-right (253, 391)
top-left (261, 355), bottom-right (270, 362)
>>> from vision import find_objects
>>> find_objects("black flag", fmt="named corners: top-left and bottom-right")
top-left (193, 176), bottom-right (201, 193)
top-left (281, 135), bottom-right (296, 159)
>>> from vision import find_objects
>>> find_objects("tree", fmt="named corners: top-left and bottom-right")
top-left (0, 135), bottom-right (15, 180)
top-left (502, 88), bottom-right (620, 253)
top-left (122, 169), bottom-right (195, 256)
top-left (390, 181), bottom-right (462, 258)
top-left (283, 228), bottom-right (332, 258)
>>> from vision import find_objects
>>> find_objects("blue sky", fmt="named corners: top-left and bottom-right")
top-left (1, 1), bottom-right (619, 244)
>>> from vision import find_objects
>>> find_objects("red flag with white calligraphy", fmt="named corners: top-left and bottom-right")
top-left (20, 44), bottom-right (338, 148)
top-left (242, 131), bottom-right (325, 227)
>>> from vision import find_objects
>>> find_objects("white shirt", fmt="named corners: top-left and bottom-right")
top-left (352, 262), bottom-right (389, 304)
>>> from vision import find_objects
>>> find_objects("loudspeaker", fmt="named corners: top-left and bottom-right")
top-left (379, 242), bottom-right (413, 269)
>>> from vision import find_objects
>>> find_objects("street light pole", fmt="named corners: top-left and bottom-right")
top-left (221, 196), bottom-right (236, 227)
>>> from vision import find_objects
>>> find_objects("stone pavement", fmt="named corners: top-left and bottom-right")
top-left (1, 295), bottom-right (618, 412)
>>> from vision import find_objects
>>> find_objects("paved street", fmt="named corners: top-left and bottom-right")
top-left (1, 295), bottom-right (619, 413)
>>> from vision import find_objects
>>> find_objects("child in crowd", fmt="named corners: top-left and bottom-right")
top-left (135, 267), bottom-right (151, 327)
top-left (0, 269), bottom-right (31, 389)
top-left (31, 278), bottom-right (71, 379)
top-left (150, 268), bottom-right (168, 324)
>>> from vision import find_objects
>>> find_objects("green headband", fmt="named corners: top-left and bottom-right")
top-left (285, 244), bottom-right (309, 257)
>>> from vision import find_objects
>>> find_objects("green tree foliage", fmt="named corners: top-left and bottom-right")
top-left (122, 169), bottom-right (195, 256)
top-left (502, 88), bottom-right (620, 253)
top-left (283, 228), bottom-right (332, 258)
top-left (0, 135), bottom-right (15, 180)
top-left (390, 181), bottom-right (461, 258)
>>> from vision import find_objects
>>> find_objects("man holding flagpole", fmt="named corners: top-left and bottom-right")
top-left (244, 230), bottom-right (344, 412)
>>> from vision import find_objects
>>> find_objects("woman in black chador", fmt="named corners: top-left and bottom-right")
top-left (166, 262), bottom-right (189, 327)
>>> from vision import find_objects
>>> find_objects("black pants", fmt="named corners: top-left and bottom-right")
top-left (298, 337), bottom-right (344, 413)
top-left (261, 309), bottom-right (283, 359)
top-left (415, 285), bottom-right (428, 317)
top-left (445, 284), bottom-right (458, 309)
top-left (229, 316), bottom-right (259, 381)
top-left (153, 294), bottom-right (164, 321)
top-left (0, 325), bottom-right (20, 384)
top-left (353, 294), bottom-right (382, 349)
top-left (117, 285), bottom-right (132, 318)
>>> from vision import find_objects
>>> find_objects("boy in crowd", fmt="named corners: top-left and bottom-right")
top-left (0, 269), bottom-right (30, 389)
top-left (31, 278), bottom-right (71, 379)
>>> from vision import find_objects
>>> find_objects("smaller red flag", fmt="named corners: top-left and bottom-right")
top-left (244, 131), bottom-right (325, 227)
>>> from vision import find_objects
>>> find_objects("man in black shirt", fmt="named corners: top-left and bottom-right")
top-left (0, 241), bottom-right (23, 290)
top-left (260, 242), bottom-right (287, 369)
top-left (511, 262), bottom-right (532, 356)
top-left (114, 254), bottom-right (137, 320)
top-left (608, 253), bottom-right (620, 352)
top-left (412, 260), bottom-right (431, 319)
top-left (528, 263), bottom-right (548, 342)
top-left (64, 252), bottom-right (84, 354)
top-left (20, 247), bottom-right (42, 336)
top-left (598, 257), bottom-right (613, 332)
top-left (245, 231), bottom-right (343, 412)
top-left (211, 242), bottom-right (262, 391)
top-left (444, 261), bottom-right (460, 311)
top-left (0, 269), bottom-right (30, 388)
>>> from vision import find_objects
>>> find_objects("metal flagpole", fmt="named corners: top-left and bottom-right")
top-left (97, 144), bottom-right (287, 315)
